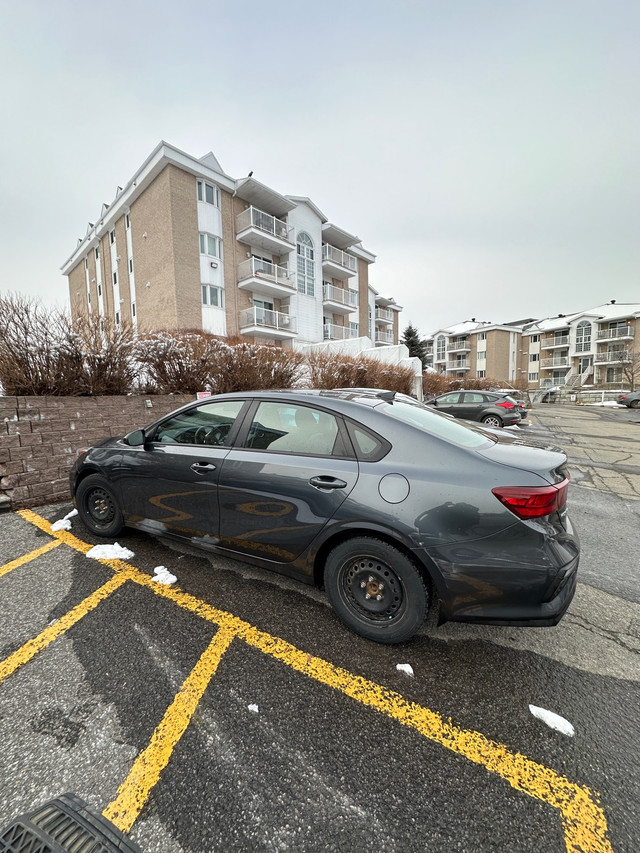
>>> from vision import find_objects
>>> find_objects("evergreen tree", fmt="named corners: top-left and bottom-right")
top-left (401, 323), bottom-right (428, 368)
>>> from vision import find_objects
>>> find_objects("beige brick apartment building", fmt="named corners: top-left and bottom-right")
top-left (61, 142), bottom-right (402, 348)
top-left (425, 301), bottom-right (640, 389)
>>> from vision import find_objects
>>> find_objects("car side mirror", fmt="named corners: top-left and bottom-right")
top-left (124, 429), bottom-right (146, 446)
top-left (432, 399), bottom-right (438, 406)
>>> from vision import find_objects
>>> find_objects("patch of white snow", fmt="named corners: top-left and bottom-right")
top-left (86, 543), bottom-right (135, 560)
top-left (51, 509), bottom-right (79, 531)
top-left (247, 704), bottom-right (259, 714)
top-left (396, 663), bottom-right (414, 677)
top-left (529, 704), bottom-right (575, 736)
top-left (153, 565), bottom-right (177, 585)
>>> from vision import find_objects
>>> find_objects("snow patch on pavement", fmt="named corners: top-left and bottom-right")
top-left (529, 705), bottom-right (575, 736)
top-left (51, 509), bottom-right (78, 532)
top-left (396, 663), bottom-right (414, 677)
top-left (86, 543), bottom-right (135, 560)
top-left (247, 704), bottom-right (259, 714)
top-left (153, 565), bottom-right (177, 585)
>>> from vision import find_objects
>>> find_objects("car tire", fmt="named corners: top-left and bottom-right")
top-left (631, 399), bottom-right (640, 409)
top-left (76, 474), bottom-right (125, 538)
top-left (324, 537), bottom-right (428, 644)
top-left (481, 414), bottom-right (503, 428)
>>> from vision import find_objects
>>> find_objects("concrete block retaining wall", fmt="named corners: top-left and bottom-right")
top-left (0, 395), bottom-right (194, 510)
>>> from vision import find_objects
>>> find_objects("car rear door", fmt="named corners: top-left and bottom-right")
top-left (217, 400), bottom-right (359, 562)
top-left (458, 391), bottom-right (489, 420)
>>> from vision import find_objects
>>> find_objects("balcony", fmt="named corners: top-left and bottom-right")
top-left (597, 326), bottom-right (635, 340)
top-left (239, 306), bottom-right (297, 340)
top-left (445, 360), bottom-right (471, 371)
top-left (322, 283), bottom-right (358, 315)
top-left (447, 338), bottom-right (471, 353)
top-left (323, 323), bottom-right (356, 341)
top-left (375, 307), bottom-right (393, 325)
top-left (375, 330), bottom-right (394, 346)
top-left (236, 207), bottom-right (294, 255)
top-left (238, 258), bottom-right (295, 299)
top-left (541, 334), bottom-right (570, 349)
top-left (321, 244), bottom-right (357, 280)
top-left (594, 350), bottom-right (632, 364)
top-left (540, 356), bottom-right (570, 368)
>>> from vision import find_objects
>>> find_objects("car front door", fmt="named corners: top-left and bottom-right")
top-left (432, 392), bottom-right (463, 417)
top-left (217, 400), bottom-right (359, 563)
top-left (116, 399), bottom-right (247, 542)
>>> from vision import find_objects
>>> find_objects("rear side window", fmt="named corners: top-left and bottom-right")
top-left (463, 392), bottom-right (485, 403)
top-left (244, 402), bottom-right (341, 456)
top-left (153, 400), bottom-right (245, 446)
top-left (345, 422), bottom-right (390, 462)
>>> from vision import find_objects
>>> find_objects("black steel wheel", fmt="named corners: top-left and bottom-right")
top-left (324, 537), bottom-right (428, 644)
top-left (631, 399), bottom-right (639, 409)
top-left (76, 474), bottom-right (124, 537)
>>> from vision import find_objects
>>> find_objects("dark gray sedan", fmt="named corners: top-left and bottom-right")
top-left (71, 389), bottom-right (578, 644)
top-left (617, 390), bottom-right (640, 408)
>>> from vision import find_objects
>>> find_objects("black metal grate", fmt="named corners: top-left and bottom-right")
top-left (0, 794), bottom-right (141, 853)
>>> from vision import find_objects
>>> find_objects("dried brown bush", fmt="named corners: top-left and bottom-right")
top-left (422, 372), bottom-right (508, 398)
top-left (306, 352), bottom-right (415, 394)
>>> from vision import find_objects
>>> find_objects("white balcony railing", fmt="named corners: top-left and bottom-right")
top-left (322, 284), bottom-right (358, 308)
top-left (375, 307), bottom-right (393, 323)
top-left (597, 327), bottom-right (635, 340)
top-left (594, 350), bottom-right (632, 364)
top-left (541, 356), bottom-right (570, 368)
top-left (447, 338), bottom-right (471, 352)
top-left (375, 330), bottom-right (394, 344)
top-left (446, 360), bottom-right (471, 370)
top-left (541, 334), bottom-right (570, 348)
top-left (322, 244), bottom-right (357, 272)
top-left (238, 258), bottom-right (294, 289)
top-left (236, 207), bottom-right (292, 243)
top-left (323, 323), bottom-right (353, 340)
top-left (239, 307), bottom-right (296, 332)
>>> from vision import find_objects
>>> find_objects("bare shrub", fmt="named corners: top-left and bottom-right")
top-left (136, 332), bottom-right (305, 394)
top-left (423, 372), bottom-right (508, 398)
top-left (58, 315), bottom-right (137, 395)
top-left (306, 352), bottom-right (415, 394)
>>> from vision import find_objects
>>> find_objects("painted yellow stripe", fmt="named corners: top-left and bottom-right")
top-left (103, 625), bottom-right (236, 833)
top-left (0, 573), bottom-right (128, 686)
top-left (0, 540), bottom-right (62, 579)
top-left (18, 511), bottom-right (613, 852)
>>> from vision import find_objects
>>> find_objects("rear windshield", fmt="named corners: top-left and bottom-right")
top-left (379, 401), bottom-right (494, 448)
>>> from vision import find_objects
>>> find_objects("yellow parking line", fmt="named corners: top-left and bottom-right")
top-left (0, 573), bottom-right (128, 686)
top-left (17, 511), bottom-right (613, 853)
top-left (103, 625), bottom-right (236, 833)
top-left (0, 540), bottom-right (62, 579)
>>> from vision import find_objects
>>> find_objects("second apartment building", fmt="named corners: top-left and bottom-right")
top-left (61, 142), bottom-right (401, 348)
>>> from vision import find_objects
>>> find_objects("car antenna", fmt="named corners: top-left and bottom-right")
top-left (375, 390), bottom-right (396, 402)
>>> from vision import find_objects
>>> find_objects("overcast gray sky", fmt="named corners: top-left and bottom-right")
top-left (1, 0), bottom-right (638, 336)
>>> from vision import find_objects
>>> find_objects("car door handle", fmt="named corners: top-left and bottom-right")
top-left (309, 476), bottom-right (348, 490)
top-left (191, 462), bottom-right (217, 473)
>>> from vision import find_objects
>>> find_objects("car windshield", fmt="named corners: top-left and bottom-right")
top-left (379, 401), bottom-right (494, 448)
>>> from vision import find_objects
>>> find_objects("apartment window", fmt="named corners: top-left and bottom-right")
top-left (132, 302), bottom-right (136, 317)
top-left (530, 334), bottom-right (539, 342)
top-left (197, 180), bottom-right (220, 207)
top-left (609, 320), bottom-right (628, 331)
top-left (297, 232), bottom-right (315, 296)
top-left (115, 312), bottom-right (120, 326)
top-left (199, 233), bottom-right (221, 257)
top-left (125, 213), bottom-right (131, 229)
top-left (575, 321), bottom-right (592, 353)
top-left (109, 230), bottom-right (116, 244)
top-left (436, 335), bottom-right (446, 360)
top-left (478, 332), bottom-right (487, 341)
top-left (477, 370), bottom-right (486, 378)
top-left (113, 271), bottom-right (118, 286)
top-left (528, 372), bottom-right (539, 381)
top-left (349, 321), bottom-right (359, 336)
top-left (97, 284), bottom-right (102, 297)
top-left (94, 247), bottom-right (99, 260)
top-left (84, 257), bottom-right (88, 269)
top-left (201, 285), bottom-right (223, 307)
top-left (529, 353), bottom-right (539, 362)
top-left (129, 258), bottom-right (133, 273)
top-left (477, 351), bottom-right (486, 361)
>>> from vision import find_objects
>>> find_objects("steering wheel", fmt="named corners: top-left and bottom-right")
top-left (194, 425), bottom-right (226, 445)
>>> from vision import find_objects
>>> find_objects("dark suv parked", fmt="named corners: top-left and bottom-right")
top-left (426, 391), bottom-right (522, 427)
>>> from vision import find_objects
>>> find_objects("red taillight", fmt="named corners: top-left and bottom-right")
top-left (492, 478), bottom-right (570, 519)
top-left (496, 401), bottom-right (515, 409)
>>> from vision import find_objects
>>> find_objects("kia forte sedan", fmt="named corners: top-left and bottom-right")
top-left (71, 389), bottom-right (579, 644)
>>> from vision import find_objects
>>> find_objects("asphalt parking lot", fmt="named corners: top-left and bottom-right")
top-left (0, 402), bottom-right (638, 852)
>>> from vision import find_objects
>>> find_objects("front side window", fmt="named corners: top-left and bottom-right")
top-left (199, 233), bottom-right (221, 257)
top-left (297, 232), bottom-right (315, 296)
top-left (153, 400), bottom-right (245, 446)
top-left (245, 402), bottom-right (340, 456)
